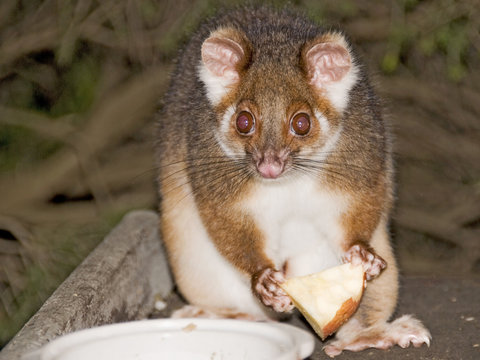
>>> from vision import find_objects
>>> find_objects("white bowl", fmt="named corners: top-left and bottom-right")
top-left (23, 319), bottom-right (315, 360)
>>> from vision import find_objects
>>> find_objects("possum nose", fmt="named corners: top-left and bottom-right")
top-left (256, 151), bottom-right (285, 179)
top-left (257, 160), bottom-right (284, 179)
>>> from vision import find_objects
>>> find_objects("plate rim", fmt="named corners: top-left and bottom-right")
top-left (22, 318), bottom-right (315, 360)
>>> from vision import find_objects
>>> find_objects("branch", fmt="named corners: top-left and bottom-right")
top-left (0, 65), bottom-right (171, 215)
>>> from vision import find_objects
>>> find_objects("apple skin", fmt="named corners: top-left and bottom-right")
top-left (281, 264), bottom-right (366, 340)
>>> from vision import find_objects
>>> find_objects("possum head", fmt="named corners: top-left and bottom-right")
top-left (198, 27), bottom-right (358, 180)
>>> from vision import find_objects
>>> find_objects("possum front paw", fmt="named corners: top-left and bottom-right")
top-left (252, 268), bottom-right (294, 312)
top-left (343, 243), bottom-right (387, 280)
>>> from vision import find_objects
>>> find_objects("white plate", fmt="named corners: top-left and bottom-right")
top-left (23, 319), bottom-right (314, 360)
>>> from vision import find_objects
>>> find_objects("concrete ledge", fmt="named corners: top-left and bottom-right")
top-left (2, 209), bottom-right (479, 359)
top-left (0, 210), bottom-right (172, 360)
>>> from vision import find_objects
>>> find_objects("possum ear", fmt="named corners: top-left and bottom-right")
top-left (303, 33), bottom-right (358, 112)
top-left (199, 29), bottom-right (249, 106)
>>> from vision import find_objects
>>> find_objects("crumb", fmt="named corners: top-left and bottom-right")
top-left (154, 299), bottom-right (167, 311)
top-left (182, 323), bottom-right (197, 332)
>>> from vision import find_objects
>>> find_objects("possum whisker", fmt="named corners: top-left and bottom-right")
top-left (170, 167), bottom-right (253, 209)
top-left (132, 155), bottom-right (247, 185)
top-left (160, 159), bottom-right (253, 209)
top-left (158, 156), bottom-right (249, 183)
top-left (290, 162), bottom-right (351, 183)
top-left (295, 157), bottom-right (381, 175)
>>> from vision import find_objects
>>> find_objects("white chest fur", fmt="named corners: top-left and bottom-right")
top-left (241, 176), bottom-right (348, 278)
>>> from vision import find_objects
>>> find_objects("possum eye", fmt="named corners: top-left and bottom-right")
top-left (236, 111), bottom-right (255, 135)
top-left (291, 113), bottom-right (311, 136)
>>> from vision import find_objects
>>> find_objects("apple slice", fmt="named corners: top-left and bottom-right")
top-left (280, 263), bottom-right (366, 340)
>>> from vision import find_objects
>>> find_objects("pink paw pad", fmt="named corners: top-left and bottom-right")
top-left (323, 315), bottom-right (431, 357)
top-left (253, 268), bottom-right (293, 312)
top-left (390, 315), bottom-right (432, 348)
top-left (343, 244), bottom-right (386, 280)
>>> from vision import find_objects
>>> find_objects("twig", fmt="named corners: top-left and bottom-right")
top-left (0, 215), bottom-right (33, 251)
top-left (0, 107), bottom-right (77, 140)
top-left (395, 206), bottom-right (480, 254)
top-left (0, 64), bottom-right (171, 215)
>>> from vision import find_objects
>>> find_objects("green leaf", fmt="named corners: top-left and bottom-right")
top-left (381, 51), bottom-right (400, 74)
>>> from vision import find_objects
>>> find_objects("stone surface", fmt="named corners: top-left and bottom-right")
top-left (0, 210), bottom-right (172, 360)
top-left (156, 276), bottom-right (480, 359)
top-left (2, 209), bottom-right (479, 360)
top-left (304, 275), bottom-right (480, 359)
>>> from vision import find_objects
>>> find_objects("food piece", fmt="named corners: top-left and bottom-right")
top-left (280, 263), bottom-right (366, 340)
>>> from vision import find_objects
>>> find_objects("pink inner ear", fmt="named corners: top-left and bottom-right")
top-left (306, 42), bottom-right (351, 85)
top-left (202, 37), bottom-right (244, 80)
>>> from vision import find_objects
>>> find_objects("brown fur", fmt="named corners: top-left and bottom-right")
top-left (157, 1), bottom-right (390, 321)
top-left (155, 5), bottom-right (430, 356)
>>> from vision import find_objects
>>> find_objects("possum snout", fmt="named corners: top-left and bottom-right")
top-left (254, 148), bottom-right (289, 179)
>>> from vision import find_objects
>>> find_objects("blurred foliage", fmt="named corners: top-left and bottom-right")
top-left (49, 56), bottom-right (100, 118)
top-left (0, 209), bottom-right (128, 345)
top-left (381, 0), bottom-right (479, 82)
top-left (0, 125), bottom-right (62, 172)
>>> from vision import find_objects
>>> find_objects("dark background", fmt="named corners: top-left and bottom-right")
top-left (1, 0), bottom-right (479, 347)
